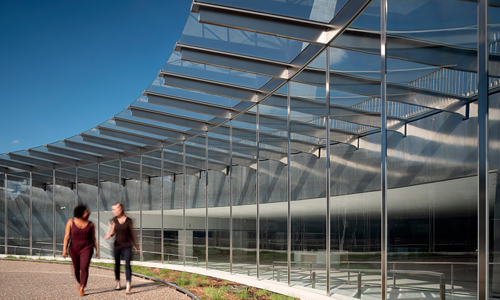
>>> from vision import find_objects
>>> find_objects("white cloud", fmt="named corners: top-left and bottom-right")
top-left (12, 140), bottom-right (19, 144)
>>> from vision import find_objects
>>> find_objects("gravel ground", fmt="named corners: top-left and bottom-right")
top-left (0, 260), bottom-right (192, 299)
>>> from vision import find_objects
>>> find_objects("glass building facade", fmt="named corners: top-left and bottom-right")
top-left (0, 0), bottom-right (498, 299)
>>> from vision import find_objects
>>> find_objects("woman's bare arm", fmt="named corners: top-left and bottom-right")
top-left (104, 220), bottom-right (115, 240)
top-left (91, 222), bottom-right (99, 259)
top-left (62, 219), bottom-right (72, 258)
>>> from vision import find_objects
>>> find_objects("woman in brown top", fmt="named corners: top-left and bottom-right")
top-left (62, 205), bottom-right (99, 296)
top-left (104, 202), bottom-right (138, 294)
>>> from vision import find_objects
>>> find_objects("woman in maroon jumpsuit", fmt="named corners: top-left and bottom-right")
top-left (63, 205), bottom-right (100, 296)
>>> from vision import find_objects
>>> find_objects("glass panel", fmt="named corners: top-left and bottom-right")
top-left (203, 0), bottom-right (348, 23)
top-left (55, 171), bottom-right (77, 257)
top-left (387, 0), bottom-right (477, 297)
top-left (32, 173), bottom-right (54, 257)
top-left (163, 162), bottom-right (184, 265)
top-left (258, 90), bottom-right (289, 282)
top-left (6, 174), bottom-right (30, 255)
top-left (184, 173), bottom-right (205, 267)
top-left (489, 2), bottom-right (500, 296)
top-left (139, 155), bottom-right (162, 263)
top-left (330, 8), bottom-right (382, 298)
top-left (77, 170), bottom-right (101, 257)
top-left (289, 75), bottom-right (327, 291)
top-left (232, 112), bottom-right (257, 277)
top-left (179, 13), bottom-right (305, 62)
top-left (207, 130), bottom-right (231, 272)
top-left (0, 174), bottom-right (4, 254)
top-left (96, 161), bottom-right (121, 260)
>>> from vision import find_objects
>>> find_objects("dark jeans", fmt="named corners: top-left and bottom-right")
top-left (114, 246), bottom-right (132, 282)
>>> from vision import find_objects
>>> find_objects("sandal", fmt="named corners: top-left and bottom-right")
top-left (125, 281), bottom-right (131, 294)
top-left (78, 286), bottom-right (85, 296)
top-left (115, 282), bottom-right (121, 290)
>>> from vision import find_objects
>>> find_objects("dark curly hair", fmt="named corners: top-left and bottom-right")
top-left (73, 205), bottom-right (88, 218)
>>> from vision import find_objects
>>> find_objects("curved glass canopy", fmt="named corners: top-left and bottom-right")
top-left (1, 0), bottom-right (485, 182)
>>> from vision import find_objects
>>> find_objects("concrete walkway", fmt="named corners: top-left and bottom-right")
top-left (0, 260), bottom-right (191, 300)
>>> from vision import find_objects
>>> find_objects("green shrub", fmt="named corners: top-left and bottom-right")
top-left (256, 289), bottom-right (268, 296)
top-left (205, 286), bottom-right (224, 300)
top-left (237, 290), bottom-right (248, 299)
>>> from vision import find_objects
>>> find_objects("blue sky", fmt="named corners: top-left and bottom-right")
top-left (0, 0), bottom-right (192, 154)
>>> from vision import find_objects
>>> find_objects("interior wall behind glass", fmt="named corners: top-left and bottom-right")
top-left (55, 177), bottom-right (76, 257)
top-left (185, 173), bottom-right (206, 267)
top-left (207, 169), bottom-right (230, 271)
top-left (163, 174), bottom-right (183, 265)
top-left (6, 175), bottom-right (30, 255)
top-left (386, 0), bottom-right (478, 296)
top-left (32, 182), bottom-right (53, 256)
top-left (0, 175), bottom-right (4, 254)
top-left (488, 4), bottom-right (500, 292)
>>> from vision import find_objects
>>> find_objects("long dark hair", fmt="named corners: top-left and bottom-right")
top-left (73, 205), bottom-right (88, 218)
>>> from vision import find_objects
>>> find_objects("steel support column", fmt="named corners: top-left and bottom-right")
top-left (256, 104), bottom-right (260, 279)
top-left (29, 171), bottom-right (33, 256)
top-left (183, 139), bottom-right (186, 267)
top-left (139, 151), bottom-right (143, 262)
top-left (75, 164), bottom-right (79, 205)
top-left (161, 144), bottom-right (165, 264)
top-left (53, 169), bottom-right (56, 257)
top-left (478, 0), bottom-right (489, 299)
top-left (230, 120), bottom-right (233, 274)
top-left (4, 173), bottom-right (7, 254)
top-left (97, 161), bottom-right (101, 258)
top-left (380, 0), bottom-right (388, 299)
top-left (205, 133), bottom-right (209, 270)
top-left (287, 83), bottom-right (292, 286)
top-left (325, 47), bottom-right (331, 296)
top-left (118, 156), bottom-right (122, 203)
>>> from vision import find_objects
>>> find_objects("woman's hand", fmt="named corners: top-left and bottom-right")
top-left (133, 245), bottom-right (138, 253)
top-left (104, 234), bottom-right (111, 240)
top-left (62, 250), bottom-right (67, 259)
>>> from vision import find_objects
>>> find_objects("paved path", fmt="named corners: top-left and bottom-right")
top-left (0, 260), bottom-right (192, 299)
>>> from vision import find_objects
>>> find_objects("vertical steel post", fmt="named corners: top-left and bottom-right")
top-left (183, 139), bottom-right (186, 267)
top-left (4, 173), bottom-right (7, 254)
top-left (478, 0), bottom-right (489, 299)
top-left (380, 0), bottom-right (388, 299)
top-left (53, 168), bottom-right (56, 257)
top-left (256, 104), bottom-right (260, 279)
top-left (326, 46), bottom-right (331, 296)
top-left (161, 144), bottom-right (165, 264)
top-left (29, 171), bottom-right (32, 256)
top-left (229, 120), bottom-right (233, 274)
top-left (287, 83), bottom-right (292, 286)
top-left (206, 133), bottom-right (209, 269)
top-left (75, 164), bottom-right (79, 205)
top-left (118, 156), bottom-right (122, 203)
top-left (139, 152), bottom-right (143, 262)
top-left (97, 161), bottom-right (100, 258)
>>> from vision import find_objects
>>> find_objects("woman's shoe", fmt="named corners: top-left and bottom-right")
top-left (78, 286), bottom-right (85, 296)
top-left (115, 281), bottom-right (121, 290)
top-left (125, 281), bottom-right (131, 294)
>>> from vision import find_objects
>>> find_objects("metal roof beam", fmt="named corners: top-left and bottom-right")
top-left (46, 144), bottom-right (103, 163)
top-left (113, 116), bottom-right (196, 141)
top-left (97, 124), bottom-right (166, 147)
top-left (81, 131), bottom-right (156, 153)
top-left (27, 148), bottom-right (85, 167)
top-left (334, 29), bottom-right (500, 77)
top-left (178, 44), bottom-right (290, 79)
top-left (63, 137), bottom-right (127, 159)
top-left (0, 156), bottom-right (36, 172)
top-left (145, 92), bottom-right (237, 119)
top-left (7, 152), bottom-right (62, 169)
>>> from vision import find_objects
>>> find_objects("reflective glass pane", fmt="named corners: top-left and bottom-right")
top-left (6, 174), bottom-right (30, 255)
top-left (387, 0), bottom-right (477, 297)
top-left (232, 112), bottom-right (257, 277)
